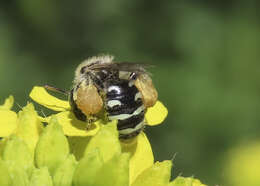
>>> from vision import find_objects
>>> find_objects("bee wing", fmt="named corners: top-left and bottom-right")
top-left (88, 62), bottom-right (153, 74)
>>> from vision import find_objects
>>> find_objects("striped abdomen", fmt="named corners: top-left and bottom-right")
top-left (105, 79), bottom-right (146, 139)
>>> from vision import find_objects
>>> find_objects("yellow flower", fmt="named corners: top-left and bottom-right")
top-left (0, 95), bottom-right (14, 110)
top-left (224, 141), bottom-right (260, 186)
top-left (29, 86), bottom-right (168, 184)
top-left (0, 96), bottom-right (17, 137)
top-left (29, 86), bottom-right (168, 135)
top-left (0, 92), bottom-right (207, 186)
top-left (0, 95), bottom-right (44, 157)
top-left (169, 177), bottom-right (207, 186)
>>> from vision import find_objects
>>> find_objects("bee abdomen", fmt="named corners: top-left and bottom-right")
top-left (106, 99), bottom-right (143, 116)
top-left (117, 112), bottom-right (144, 129)
top-left (105, 80), bottom-right (146, 139)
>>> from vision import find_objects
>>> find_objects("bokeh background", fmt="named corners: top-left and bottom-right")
top-left (1, 1), bottom-right (260, 185)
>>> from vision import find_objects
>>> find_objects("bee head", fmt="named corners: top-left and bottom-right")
top-left (73, 55), bottom-right (114, 85)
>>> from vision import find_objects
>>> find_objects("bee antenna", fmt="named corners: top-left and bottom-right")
top-left (44, 85), bottom-right (68, 95)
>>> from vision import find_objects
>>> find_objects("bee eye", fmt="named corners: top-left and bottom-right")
top-left (80, 66), bottom-right (87, 74)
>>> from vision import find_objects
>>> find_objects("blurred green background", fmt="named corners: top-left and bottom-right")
top-left (1, 1), bottom-right (260, 185)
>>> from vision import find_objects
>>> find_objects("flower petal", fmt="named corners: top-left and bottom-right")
top-left (68, 136), bottom-right (91, 160)
top-left (35, 117), bottom-right (69, 176)
top-left (73, 149), bottom-right (104, 186)
top-left (121, 132), bottom-right (154, 185)
top-left (169, 176), bottom-right (207, 186)
top-left (2, 135), bottom-right (34, 177)
top-left (0, 95), bottom-right (14, 110)
top-left (132, 160), bottom-right (172, 186)
top-left (29, 86), bottom-right (70, 111)
top-left (84, 121), bottom-right (120, 162)
top-left (15, 103), bottom-right (44, 156)
top-left (52, 111), bottom-right (100, 136)
top-left (224, 141), bottom-right (260, 186)
top-left (145, 100), bottom-right (168, 126)
top-left (38, 115), bottom-right (51, 123)
top-left (0, 110), bottom-right (18, 137)
top-left (0, 159), bottom-right (12, 185)
top-left (94, 153), bottom-right (130, 186)
top-left (30, 167), bottom-right (53, 186)
top-left (53, 154), bottom-right (77, 186)
top-left (6, 164), bottom-right (30, 186)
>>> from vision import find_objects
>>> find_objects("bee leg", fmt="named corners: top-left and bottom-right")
top-left (86, 116), bottom-right (97, 130)
top-left (75, 82), bottom-right (104, 117)
top-left (134, 73), bottom-right (158, 108)
top-left (69, 89), bottom-right (87, 121)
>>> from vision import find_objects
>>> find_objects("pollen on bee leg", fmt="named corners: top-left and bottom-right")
top-left (75, 84), bottom-right (103, 116)
top-left (134, 74), bottom-right (158, 108)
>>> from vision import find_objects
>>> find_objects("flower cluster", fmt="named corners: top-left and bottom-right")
top-left (0, 87), bottom-right (206, 186)
top-left (224, 141), bottom-right (260, 186)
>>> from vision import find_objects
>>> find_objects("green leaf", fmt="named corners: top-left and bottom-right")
top-left (35, 116), bottom-right (69, 176)
top-left (2, 135), bottom-right (34, 177)
top-left (16, 103), bottom-right (44, 156)
top-left (93, 153), bottom-right (130, 186)
top-left (132, 160), bottom-right (172, 186)
top-left (73, 149), bottom-right (104, 186)
top-left (0, 159), bottom-right (12, 186)
top-left (29, 167), bottom-right (53, 186)
top-left (84, 121), bottom-right (121, 162)
top-left (53, 154), bottom-right (77, 186)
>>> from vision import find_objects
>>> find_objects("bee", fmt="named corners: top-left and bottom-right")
top-left (47, 55), bottom-right (158, 139)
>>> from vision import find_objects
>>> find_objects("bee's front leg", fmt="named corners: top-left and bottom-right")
top-left (86, 116), bottom-right (97, 130)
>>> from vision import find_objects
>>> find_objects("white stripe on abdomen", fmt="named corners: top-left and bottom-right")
top-left (107, 100), bottom-right (122, 107)
top-left (108, 105), bottom-right (145, 120)
top-left (134, 92), bottom-right (142, 101)
top-left (118, 120), bottom-right (144, 134)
